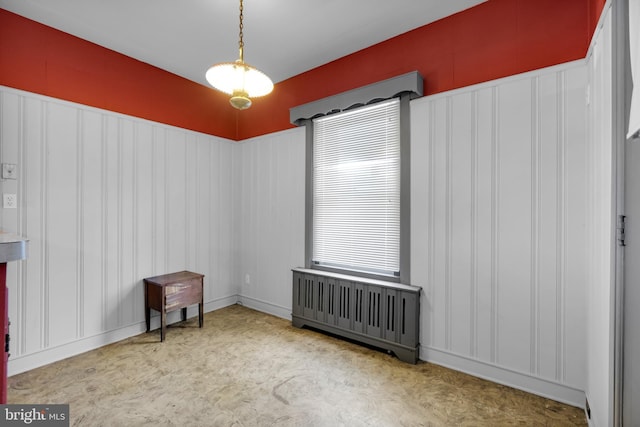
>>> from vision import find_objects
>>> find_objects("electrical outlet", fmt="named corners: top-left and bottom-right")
top-left (2, 163), bottom-right (17, 180)
top-left (3, 194), bottom-right (17, 209)
top-left (245, 274), bottom-right (250, 285)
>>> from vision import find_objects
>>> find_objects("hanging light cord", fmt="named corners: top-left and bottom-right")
top-left (238, 0), bottom-right (244, 62)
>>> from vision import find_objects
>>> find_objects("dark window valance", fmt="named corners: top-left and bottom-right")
top-left (289, 71), bottom-right (423, 126)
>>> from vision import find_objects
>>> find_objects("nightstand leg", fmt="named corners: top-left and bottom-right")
top-left (160, 309), bottom-right (166, 342)
top-left (199, 302), bottom-right (203, 328)
top-left (144, 283), bottom-right (150, 332)
top-left (181, 307), bottom-right (187, 322)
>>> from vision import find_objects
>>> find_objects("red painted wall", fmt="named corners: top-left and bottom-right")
top-left (0, 9), bottom-right (237, 140)
top-left (238, 0), bottom-right (597, 140)
top-left (1, 0), bottom-right (606, 141)
top-left (589, 0), bottom-right (607, 37)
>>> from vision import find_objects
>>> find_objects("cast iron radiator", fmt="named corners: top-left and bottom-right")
top-left (291, 268), bottom-right (421, 363)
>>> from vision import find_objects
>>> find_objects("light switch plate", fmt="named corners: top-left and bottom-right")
top-left (3, 194), bottom-right (17, 209)
top-left (2, 163), bottom-right (17, 180)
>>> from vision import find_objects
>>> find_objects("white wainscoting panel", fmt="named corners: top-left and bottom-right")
top-left (0, 86), bottom-right (238, 375)
top-left (585, 4), bottom-right (615, 427)
top-left (234, 128), bottom-right (306, 319)
top-left (411, 61), bottom-right (589, 406)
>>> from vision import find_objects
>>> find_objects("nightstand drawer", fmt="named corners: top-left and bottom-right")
top-left (165, 281), bottom-right (202, 310)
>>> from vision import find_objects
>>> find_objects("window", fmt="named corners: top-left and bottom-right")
top-left (311, 99), bottom-right (401, 277)
top-left (291, 71), bottom-right (420, 283)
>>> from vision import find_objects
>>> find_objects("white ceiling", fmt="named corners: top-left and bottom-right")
top-left (0, 0), bottom-right (486, 87)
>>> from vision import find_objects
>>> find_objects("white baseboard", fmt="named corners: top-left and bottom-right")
top-left (8, 322), bottom-right (146, 376)
top-left (421, 346), bottom-right (585, 408)
top-left (236, 295), bottom-right (291, 320)
top-left (8, 295), bottom-right (239, 376)
top-left (204, 295), bottom-right (239, 313)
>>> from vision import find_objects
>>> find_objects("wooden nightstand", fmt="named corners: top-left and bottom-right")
top-left (144, 271), bottom-right (204, 342)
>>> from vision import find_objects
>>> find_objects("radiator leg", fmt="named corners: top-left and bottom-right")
top-left (292, 316), bottom-right (306, 329)
top-left (394, 347), bottom-right (419, 364)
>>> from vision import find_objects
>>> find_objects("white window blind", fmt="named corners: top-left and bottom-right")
top-left (312, 98), bottom-right (400, 276)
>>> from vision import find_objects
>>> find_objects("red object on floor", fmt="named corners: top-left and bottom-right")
top-left (0, 262), bottom-right (7, 404)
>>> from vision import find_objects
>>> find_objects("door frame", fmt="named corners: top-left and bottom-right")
top-left (613, 0), bottom-right (631, 425)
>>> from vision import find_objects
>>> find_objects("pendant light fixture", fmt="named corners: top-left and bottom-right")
top-left (205, 0), bottom-right (273, 110)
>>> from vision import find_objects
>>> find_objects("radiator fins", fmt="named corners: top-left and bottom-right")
top-left (292, 269), bottom-right (420, 363)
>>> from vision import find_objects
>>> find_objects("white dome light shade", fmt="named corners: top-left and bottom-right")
top-left (206, 60), bottom-right (273, 98)
top-left (205, 0), bottom-right (272, 110)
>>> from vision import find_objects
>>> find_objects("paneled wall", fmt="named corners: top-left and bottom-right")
top-left (0, 87), bottom-right (238, 375)
top-left (410, 62), bottom-right (589, 405)
top-left (585, 4), bottom-right (615, 426)
top-left (233, 129), bottom-right (306, 317)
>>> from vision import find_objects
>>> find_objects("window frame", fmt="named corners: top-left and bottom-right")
top-left (304, 93), bottom-right (411, 283)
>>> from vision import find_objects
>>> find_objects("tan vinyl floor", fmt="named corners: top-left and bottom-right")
top-left (8, 304), bottom-right (587, 426)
